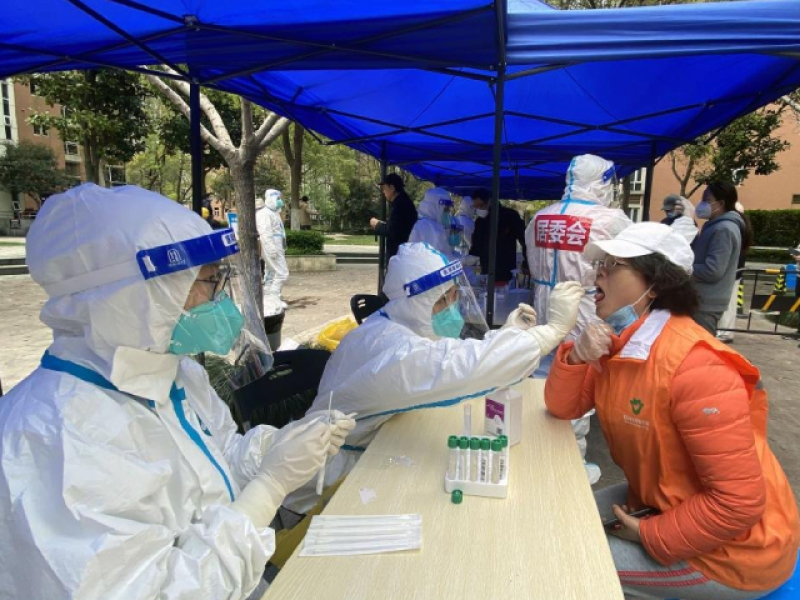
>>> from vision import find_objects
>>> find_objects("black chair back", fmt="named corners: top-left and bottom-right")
top-left (350, 294), bottom-right (387, 325)
top-left (232, 349), bottom-right (330, 430)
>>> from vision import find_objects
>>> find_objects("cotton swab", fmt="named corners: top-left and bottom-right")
top-left (316, 391), bottom-right (333, 495)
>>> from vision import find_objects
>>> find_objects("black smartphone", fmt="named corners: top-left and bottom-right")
top-left (602, 507), bottom-right (658, 530)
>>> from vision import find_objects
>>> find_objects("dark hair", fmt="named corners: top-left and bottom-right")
top-left (301, 195), bottom-right (309, 202)
top-left (472, 188), bottom-right (490, 202)
top-left (626, 253), bottom-right (699, 316)
top-left (706, 181), bottom-right (738, 212)
top-left (382, 172), bottom-right (405, 191)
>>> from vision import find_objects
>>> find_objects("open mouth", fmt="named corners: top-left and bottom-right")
top-left (595, 285), bottom-right (606, 304)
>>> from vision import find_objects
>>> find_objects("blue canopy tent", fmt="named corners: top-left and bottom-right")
top-left (3, 0), bottom-right (800, 323)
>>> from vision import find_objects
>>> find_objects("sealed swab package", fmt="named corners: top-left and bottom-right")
top-left (300, 514), bottom-right (422, 557)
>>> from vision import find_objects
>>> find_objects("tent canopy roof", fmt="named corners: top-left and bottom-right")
top-left (3, 0), bottom-right (800, 197)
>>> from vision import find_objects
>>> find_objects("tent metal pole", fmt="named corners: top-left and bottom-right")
top-left (487, 0), bottom-right (507, 329)
top-left (190, 80), bottom-right (203, 215)
top-left (642, 142), bottom-right (656, 222)
top-left (378, 145), bottom-right (388, 294)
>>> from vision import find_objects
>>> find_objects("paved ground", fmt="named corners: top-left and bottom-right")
top-left (1, 261), bottom-right (798, 510)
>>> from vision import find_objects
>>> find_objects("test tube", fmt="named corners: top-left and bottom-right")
top-left (469, 437), bottom-right (480, 482)
top-left (491, 438), bottom-right (503, 484)
top-left (499, 435), bottom-right (509, 481)
top-left (448, 436), bottom-right (459, 480)
top-left (459, 437), bottom-right (470, 481)
top-left (463, 404), bottom-right (472, 437)
top-left (479, 438), bottom-right (491, 483)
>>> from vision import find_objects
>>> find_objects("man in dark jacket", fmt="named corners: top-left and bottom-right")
top-left (370, 173), bottom-right (417, 260)
top-left (468, 188), bottom-right (529, 283)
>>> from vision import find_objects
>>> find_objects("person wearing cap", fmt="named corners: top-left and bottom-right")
top-left (544, 222), bottom-right (799, 600)
top-left (370, 172), bottom-right (418, 260)
top-left (283, 242), bottom-right (585, 513)
top-left (660, 194), bottom-right (684, 225)
top-left (691, 182), bottom-right (752, 335)
top-left (468, 187), bottom-right (529, 284)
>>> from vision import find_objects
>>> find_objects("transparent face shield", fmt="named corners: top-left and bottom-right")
top-left (403, 260), bottom-right (489, 341)
top-left (439, 198), bottom-right (454, 228)
top-left (137, 228), bottom-right (273, 391)
top-left (602, 165), bottom-right (621, 208)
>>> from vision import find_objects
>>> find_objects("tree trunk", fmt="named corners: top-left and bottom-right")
top-left (230, 157), bottom-right (264, 318)
top-left (621, 175), bottom-right (631, 213)
top-left (282, 124), bottom-right (304, 230)
top-left (83, 138), bottom-right (101, 185)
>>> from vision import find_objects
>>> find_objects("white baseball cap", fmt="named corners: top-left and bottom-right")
top-left (585, 222), bottom-right (695, 275)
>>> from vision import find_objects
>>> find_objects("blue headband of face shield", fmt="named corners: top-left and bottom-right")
top-left (602, 165), bottom-right (617, 184)
top-left (136, 228), bottom-right (238, 280)
top-left (404, 261), bottom-right (463, 297)
top-left (438, 198), bottom-right (454, 207)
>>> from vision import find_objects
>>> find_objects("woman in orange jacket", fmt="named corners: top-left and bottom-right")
top-left (545, 222), bottom-right (799, 600)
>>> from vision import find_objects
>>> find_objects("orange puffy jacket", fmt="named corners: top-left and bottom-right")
top-left (545, 310), bottom-right (799, 592)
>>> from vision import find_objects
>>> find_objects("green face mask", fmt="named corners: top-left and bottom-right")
top-left (169, 291), bottom-right (245, 356)
top-left (431, 302), bottom-right (465, 339)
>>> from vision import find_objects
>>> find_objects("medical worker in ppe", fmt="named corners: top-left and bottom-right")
top-left (525, 154), bottom-right (632, 477)
top-left (0, 184), bottom-right (355, 600)
top-left (526, 154), bottom-right (632, 344)
top-left (455, 195), bottom-right (476, 248)
top-left (257, 188), bottom-right (289, 317)
top-left (284, 242), bottom-right (584, 513)
top-left (409, 187), bottom-right (454, 258)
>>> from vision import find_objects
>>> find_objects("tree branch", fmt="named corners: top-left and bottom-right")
top-left (145, 72), bottom-right (231, 159)
top-left (152, 66), bottom-right (234, 147)
top-left (241, 99), bottom-right (255, 147)
top-left (255, 112), bottom-right (281, 145)
top-left (260, 117), bottom-right (290, 150)
top-left (282, 127), bottom-right (295, 168)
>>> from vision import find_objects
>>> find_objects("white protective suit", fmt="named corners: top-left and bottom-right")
top-left (455, 196), bottom-right (476, 248)
top-left (284, 242), bottom-right (583, 513)
top-left (257, 189), bottom-right (289, 317)
top-left (670, 196), bottom-right (699, 244)
top-left (0, 185), bottom-right (303, 600)
top-left (408, 187), bottom-right (452, 258)
top-left (526, 154), bottom-right (632, 341)
top-left (525, 155), bottom-right (631, 472)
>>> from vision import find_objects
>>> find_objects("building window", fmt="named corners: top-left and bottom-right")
top-left (32, 122), bottom-right (48, 136)
top-left (65, 162), bottom-right (82, 185)
top-left (629, 168), bottom-right (646, 194)
top-left (64, 141), bottom-right (80, 160)
top-left (214, 207), bottom-right (221, 218)
top-left (792, 194), bottom-right (800, 206)
top-left (106, 165), bottom-right (126, 187)
top-left (1, 80), bottom-right (12, 141)
top-left (28, 80), bottom-right (38, 96)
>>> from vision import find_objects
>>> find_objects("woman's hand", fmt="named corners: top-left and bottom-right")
top-left (608, 504), bottom-right (642, 543)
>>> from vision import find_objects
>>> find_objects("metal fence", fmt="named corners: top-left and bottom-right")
top-left (718, 268), bottom-right (799, 337)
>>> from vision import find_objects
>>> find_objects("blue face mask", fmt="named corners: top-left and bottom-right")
top-left (432, 302), bottom-right (465, 339)
top-left (603, 287), bottom-right (653, 335)
top-left (169, 291), bottom-right (245, 355)
top-left (440, 210), bottom-right (453, 228)
top-left (276, 198), bottom-right (285, 210)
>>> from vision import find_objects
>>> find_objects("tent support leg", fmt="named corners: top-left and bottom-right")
top-left (378, 145), bottom-right (388, 294)
top-left (487, 64), bottom-right (506, 329)
top-left (642, 142), bottom-right (656, 222)
top-left (190, 80), bottom-right (203, 216)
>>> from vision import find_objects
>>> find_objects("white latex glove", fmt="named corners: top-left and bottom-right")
top-left (232, 417), bottom-right (329, 528)
top-left (525, 282), bottom-right (584, 355)
top-left (461, 255), bottom-right (480, 266)
top-left (302, 409), bottom-right (356, 456)
top-left (503, 303), bottom-right (537, 330)
top-left (572, 321), bottom-right (614, 371)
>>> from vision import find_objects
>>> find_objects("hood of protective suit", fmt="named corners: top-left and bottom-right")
top-left (680, 197), bottom-right (696, 220)
top-left (382, 243), bottom-right (454, 339)
top-left (263, 189), bottom-right (282, 212)
top-left (27, 184), bottom-right (212, 399)
top-left (562, 154), bottom-right (616, 207)
top-left (458, 196), bottom-right (474, 218)
top-left (418, 188), bottom-right (451, 220)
